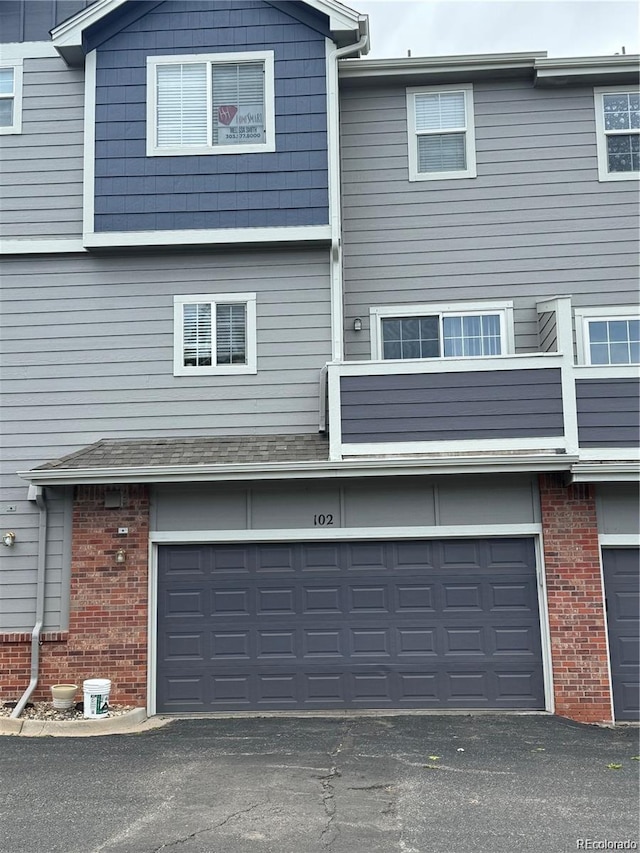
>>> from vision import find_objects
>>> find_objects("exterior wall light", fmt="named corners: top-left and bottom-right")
top-left (353, 318), bottom-right (363, 331)
top-left (2, 531), bottom-right (16, 547)
top-left (115, 549), bottom-right (126, 564)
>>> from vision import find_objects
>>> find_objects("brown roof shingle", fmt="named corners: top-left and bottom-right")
top-left (34, 434), bottom-right (330, 471)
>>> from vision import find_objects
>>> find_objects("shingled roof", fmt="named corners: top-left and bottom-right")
top-left (34, 434), bottom-right (330, 471)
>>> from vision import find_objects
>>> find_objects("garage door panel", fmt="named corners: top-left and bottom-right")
top-left (603, 548), bottom-right (640, 722)
top-left (157, 538), bottom-right (544, 712)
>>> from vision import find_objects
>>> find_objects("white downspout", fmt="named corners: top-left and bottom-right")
top-left (10, 485), bottom-right (47, 719)
top-left (326, 26), bottom-right (369, 363)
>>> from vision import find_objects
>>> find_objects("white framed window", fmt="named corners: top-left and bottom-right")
top-left (174, 293), bottom-right (257, 376)
top-left (0, 62), bottom-right (23, 135)
top-left (370, 301), bottom-right (514, 360)
top-left (406, 84), bottom-right (476, 181)
top-left (575, 307), bottom-right (640, 365)
top-left (594, 87), bottom-right (640, 181)
top-left (147, 52), bottom-right (275, 157)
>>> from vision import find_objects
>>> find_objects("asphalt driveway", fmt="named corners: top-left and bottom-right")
top-left (1, 714), bottom-right (638, 853)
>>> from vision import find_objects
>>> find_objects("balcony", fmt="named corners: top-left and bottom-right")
top-left (326, 298), bottom-right (639, 471)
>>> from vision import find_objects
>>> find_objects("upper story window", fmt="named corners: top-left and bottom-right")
top-left (406, 84), bottom-right (476, 181)
top-left (594, 87), bottom-right (640, 181)
top-left (147, 52), bottom-right (275, 157)
top-left (370, 302), bottom-right (514, 360)
top-left (575, 307), bottom-right (640, 366)
top-left (0, 62), bottom-right (22, 135)
top-left (174, 293), bottom-right (257, 376)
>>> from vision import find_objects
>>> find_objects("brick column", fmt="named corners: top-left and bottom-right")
top-left (36, 484), bottom-right (150, 706)
top-left (539, 474), bottom-right (612, 724)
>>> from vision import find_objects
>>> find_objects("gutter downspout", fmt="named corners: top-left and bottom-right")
top-left (10, 485), bottom-right (47, 719)
top-left (326, 24), bottom-right (369, 363)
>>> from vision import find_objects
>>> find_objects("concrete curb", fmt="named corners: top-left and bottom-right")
top-left (0, 708), bottom-right (172, 737)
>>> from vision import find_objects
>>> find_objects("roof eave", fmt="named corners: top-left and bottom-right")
top-left (20, 453), bottom-right (578, 486)
top-left (51, 0), bottom-right (367, 65)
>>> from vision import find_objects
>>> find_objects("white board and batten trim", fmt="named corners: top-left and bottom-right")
top-left (83, 226), bottom-right (333, 248)
top-left (150, 523), bottom-right (543, 544)
top-left (0, 42), bottom-right (59, 60)
top-left (599, 534), bottom-right (640, 547)
top-left (340, 438), bottom-right (569, 457)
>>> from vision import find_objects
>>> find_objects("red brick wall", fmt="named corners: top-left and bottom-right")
top-left (540, 474), bottom-right (612, 724)
top-left (1, 485), bottom-right (149, 708)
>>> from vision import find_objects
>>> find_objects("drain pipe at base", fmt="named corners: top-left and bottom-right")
top-left (10, 485), bottom-right (47, 719)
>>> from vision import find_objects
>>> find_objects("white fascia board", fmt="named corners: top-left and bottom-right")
top-left (303, 0), bottom-right (364, 33)
top-left (571, 463), bottom-right (640, 482)
top-left (534, 55), bottom-right (640, 84)
top-left (51, 0), bottom-right (127, 45)
top-left (0, 239), bottom-right (86, 255)
top-left (339, 51), bottom-right (545, 79)
top-left (19, 453), bottom-right (578, 486)
top-left (330, 352), bottom-right (564, 378)
top-left (83, 226), bottom-right (332, 249)
top-left (0, 43), bottom-right (58, 60)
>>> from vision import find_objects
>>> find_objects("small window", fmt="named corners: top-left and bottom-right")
top-left (594, 87), bottom-right (640, 181)
top-left (371, 303), bottom-right (513, 360)
top-left (0, 62), bottom-right (22, 135)
top-left (407, 84), bottom-right (476, 181)
top-left (585, 317), bottom-right (640, 365)
top-left (174, 293), bottom-right (257, 375)
top-left (147, 52), bottom-right (275, 156)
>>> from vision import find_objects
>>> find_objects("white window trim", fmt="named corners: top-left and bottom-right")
top-left (147, 51), bottom-right (275, 157)
top-left (0, 60), bottom-right (23, 135)
top-left (574, 306), bottom-right (640, 366)
top-left (593, 86), bottom-right (640, 182)
top-left (369, 300), bottom-right (515, 360)
top-left (406, 83), bottom-right (477, 182)
top-left (173, 292), bottom-right (257, 376)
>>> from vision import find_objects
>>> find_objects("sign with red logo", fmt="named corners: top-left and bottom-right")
top-left (216, 104), bottom-right (264, 144)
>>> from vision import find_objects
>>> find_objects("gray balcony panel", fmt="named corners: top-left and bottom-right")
top-left (340, 368), bottom-right (564, 444)
top-left (576, 379), bottom-right (640, 448)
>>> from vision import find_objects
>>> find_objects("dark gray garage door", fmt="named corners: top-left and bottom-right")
top-left (157, 538), bottom-right (545, 713)
top-left (603, 548), bottom-right (640, 722)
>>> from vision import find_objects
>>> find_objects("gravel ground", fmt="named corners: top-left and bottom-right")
top-left (0, 702), bottom-right (135, 722)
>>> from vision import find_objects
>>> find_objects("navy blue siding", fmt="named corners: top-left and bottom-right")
top-left (340, 369), bottom-right (565, 443)
top-left (0, 0), bottom-right (90, 43)
top-left (576, 378), bottom-right (640, 447)
top-left (91, 0), bottom-right (330, 232)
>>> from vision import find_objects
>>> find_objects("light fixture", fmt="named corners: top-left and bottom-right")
top-left (353, 318), bottom-right (362, 332)
top-left (115, 549), bottom-right (126, 564)
top-left (2, 531), bottom-right (16, 547)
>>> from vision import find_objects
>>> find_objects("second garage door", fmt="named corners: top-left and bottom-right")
top-left (157, 538), bottom-right (545, 713)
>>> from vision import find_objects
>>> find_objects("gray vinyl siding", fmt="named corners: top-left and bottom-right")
top-left (340, 369), bottom-right (564, 444)
top-left (596, 484), bottom-right (640, 535)
top-left (576, 378), bottom-right (640, 447)
top-left (151, 474), bottom-right (541, 531)
top-left (0, 247), bottom-right (331, 631)
top-left (339, 78), bottom-right (640, 360)
top-left (0, 54), bottom-right (84, 240)
top-left (0, 1), bottom-right (91, 43)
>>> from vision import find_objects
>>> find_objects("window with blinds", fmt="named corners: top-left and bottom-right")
top-left (174, 294), bottom-right (257, 376)
top-left (148, 52), bottom-right (274, 156)
top-left (406, 85), bottom-right (476, 181)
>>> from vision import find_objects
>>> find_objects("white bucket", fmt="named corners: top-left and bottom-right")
top-left (83, 678), bottom-right (111, 718)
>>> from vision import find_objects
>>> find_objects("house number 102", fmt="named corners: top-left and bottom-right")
top-left (313, 513), bottom-right (334, 526)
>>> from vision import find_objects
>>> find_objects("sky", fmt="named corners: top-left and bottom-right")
top-left (353, 0), bottom-right (640, 59)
